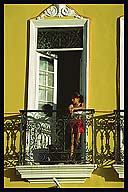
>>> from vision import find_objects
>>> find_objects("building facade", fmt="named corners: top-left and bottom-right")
top-left (4, 4), bottom-right (124, 188)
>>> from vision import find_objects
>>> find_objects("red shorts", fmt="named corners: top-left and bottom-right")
top-left (70, 119), bottom-right (84, 134)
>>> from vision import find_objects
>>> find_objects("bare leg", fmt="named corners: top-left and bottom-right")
top-left (70, 133), bottom-right (74, 159)
top-left (76, 132), bottom-right (81, 148)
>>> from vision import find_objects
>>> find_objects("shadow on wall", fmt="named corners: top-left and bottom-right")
top-left (4, 168), bottom-right (24, 182)
top-left (92, 166), bottom-right (123, 182)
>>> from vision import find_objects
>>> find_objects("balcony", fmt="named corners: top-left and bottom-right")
top-left (4, 109), bottom-right (124, 184)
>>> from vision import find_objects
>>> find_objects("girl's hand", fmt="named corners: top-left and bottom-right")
top-left (69, 104), bottom-right (74, 113)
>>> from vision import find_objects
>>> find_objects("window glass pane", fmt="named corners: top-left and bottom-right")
top-left (38, 88), bottom-right (46, 101)
top-left (38, 54), bottom-right (55, 107)
top-left (40, 56), bottom-right (54, 72)
top-left (39, 72), bottom-right (46, 86)
top-left (38, 101), bottom-right (46, 110)
top-left (48, 73), bottom-right (54, 87)
top-left (38, 103), bottom-right (44, 110)
top-left (48, 62), bottom-right (54, 72)
top-left (47, 88), bottom-right (54, 102)
top-left (39, 57), bottom-right (47, 71)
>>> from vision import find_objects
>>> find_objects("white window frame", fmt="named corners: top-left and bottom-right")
top-left (27, 18), bottom-right (90, 110)
top-left (36, 52), bottom-right (58, 108)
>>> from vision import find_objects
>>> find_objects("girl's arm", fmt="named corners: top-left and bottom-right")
top-left (72, 103), bottom-right (85, 112)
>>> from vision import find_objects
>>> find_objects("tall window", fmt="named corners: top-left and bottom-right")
top-left (26, 5), bottom-right (89, 110)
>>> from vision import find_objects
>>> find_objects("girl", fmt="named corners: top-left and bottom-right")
top-left (68, 92), bottom-right (85, 160)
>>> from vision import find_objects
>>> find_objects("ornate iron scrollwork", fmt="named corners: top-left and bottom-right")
top-left (94, 113), bottom-right (116, 165)
top-left (4, 110), bottom-right (124, 166)
top-left (4, 114), bottom-right (21, 168)
top-left (18, 109), bottom-right (95, 165)
top-left (37, 27), bottom-right (83, 49)
top-left (114, 110), bottom-right (124, 164)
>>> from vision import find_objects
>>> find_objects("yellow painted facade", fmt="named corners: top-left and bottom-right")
top-left (4, 4), bottom-right (124, 188)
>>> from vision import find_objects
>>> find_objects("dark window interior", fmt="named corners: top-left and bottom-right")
top-left (53, 51), bottom-right (82, 115)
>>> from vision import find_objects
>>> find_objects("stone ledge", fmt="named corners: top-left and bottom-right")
top-left (16, 164), bottom-right (97, 183)
top-left (113, 164), bottom-right (124, 179)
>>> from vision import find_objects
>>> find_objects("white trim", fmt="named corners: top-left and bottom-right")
top-left (79, 19), bottom-right (89, 106)
top-left (113, 164), bottom-right (124, 179)
top-left (120, 17), bottom-right (124, 110)
top-left (32, 19), bottom-right (88, 28)
top-left (54, 58), bottom-right (57, 105)
top-left (27, 21), bottom-right (37, 109)
top-left (27, 16), bottom-right (89, 110)
top-left (16, 164), bottom-right (97, 183)
top-left (86, 20), bottom-right (90, 109)
top-left (37, 48), bottom-right (83, 52)
top-left (36, 52), bottom-right (40, 109)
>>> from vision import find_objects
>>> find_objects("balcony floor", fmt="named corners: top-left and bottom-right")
top-left (16, 163), bottom-right (97, 184)
top-left (113, 164), bottom-right (124, 179)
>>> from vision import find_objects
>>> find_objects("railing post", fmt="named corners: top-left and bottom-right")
top-left (19, 110), bottom-right (26, 165)
top-left (80, 123), bottom-right (86, 162)
top-left (114, 110), bottom-right (120, 163)
top-left (80, 109), bottom-right (95, 163)
top-left (114, 110), bottom-right (124, 164)
top-left (92, 109), bottom-right (95, 164)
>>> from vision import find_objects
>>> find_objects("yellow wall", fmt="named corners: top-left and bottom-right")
top-left (4, 4), bottom-right (124, 188)
top-left (4, 4), bottom-right (124, 113)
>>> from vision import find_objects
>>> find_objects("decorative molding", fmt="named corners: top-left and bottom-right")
top-left (16, 164), bottom-right (97, 183)
top-left (113, 164), bottom-right (124, 179)
top-left (36, 4), bottom-right (83, 19)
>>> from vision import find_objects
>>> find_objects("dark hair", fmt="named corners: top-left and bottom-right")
top-left (72, 92), bottom-right (83, 103)
top-left (72, 92), bottom-right (80, 99)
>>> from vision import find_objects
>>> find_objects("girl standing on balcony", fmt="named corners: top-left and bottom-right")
top-left (68, 92), bottom-right (85, 161)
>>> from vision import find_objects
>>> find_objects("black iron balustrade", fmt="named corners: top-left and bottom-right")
top-left (4, 109), bottom-right (124, 167)
top-left (19, 109), bottom-right (95, 165)
top-left (114, 110), bottom-right (124, 164)
top-left (93, 110), bottom-right (124, 166)
top-left (94, 112), bottom-right (116, 165)
top-left (4, 114), bottom-right (21, 168)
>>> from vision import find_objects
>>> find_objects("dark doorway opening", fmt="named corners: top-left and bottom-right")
top-left (53, 51), bottom-right (82, 115)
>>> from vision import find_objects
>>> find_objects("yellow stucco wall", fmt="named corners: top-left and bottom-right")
top-left (4, 4), bottom-right (124, 113)
top-left (4, 4), bottom-right (124, 188)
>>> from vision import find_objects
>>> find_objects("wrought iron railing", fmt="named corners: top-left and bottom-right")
top-left (93, 110), bottom-right (124, 165)
top-left (94, 112), bottom-right (116, 165)
top-left (4, 110), bottom-right (124, 167)
top-left (4, 114), bottom-right (21, 167)
top-left (19, 109), bottom-right (95, 165)
top-left (114, 110), bottom-right (124, 164)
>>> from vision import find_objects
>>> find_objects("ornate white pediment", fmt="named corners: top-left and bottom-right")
top-left (36, 4), bottom-right (83, 19)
